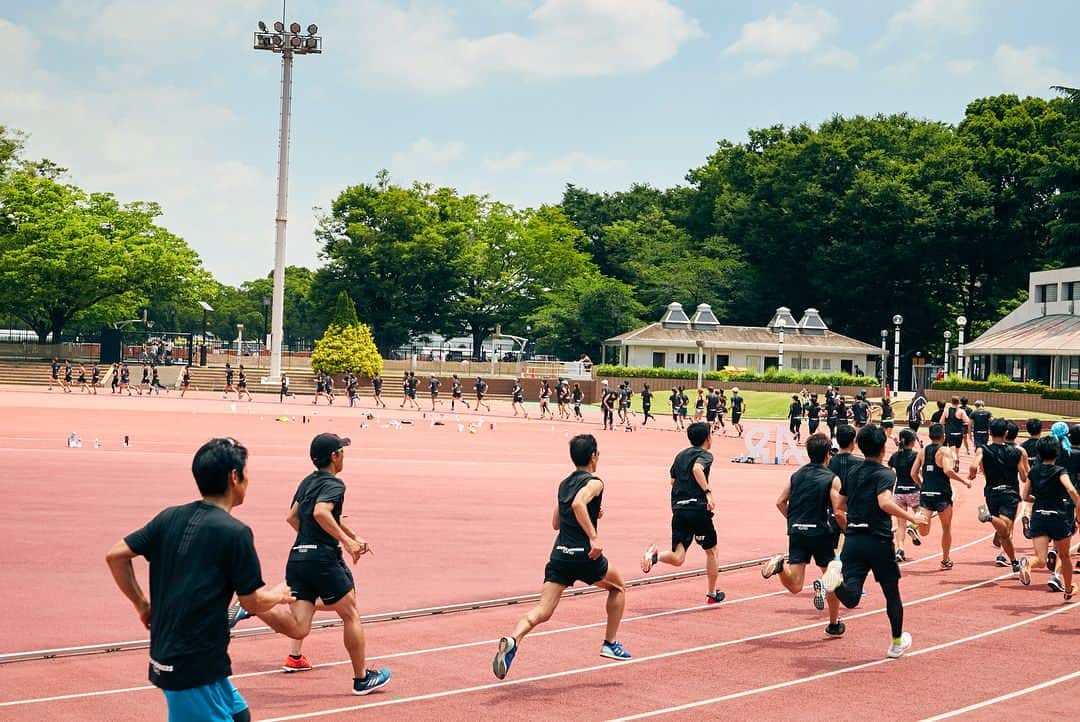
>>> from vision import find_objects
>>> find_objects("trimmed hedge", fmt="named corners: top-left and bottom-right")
top-left (1043, 389), bottom-right (1080, 401)
top-left (932, 374), bottom-right (1049, 395)
top-left (594, 365), bottom-right (877, 388)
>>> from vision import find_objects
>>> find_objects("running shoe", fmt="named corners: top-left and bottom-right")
top-left (977, 504), bottom-right (992, 523)
top-left (992, 532), bottom-right (1001, 548)
top-left (1019, 557), bottom-right (1031, 585)
top-left (906, 524), bottom-right (922, 546)
top-left (1022, 515), bottom-right (1032, 539)
top-left (895, 548), bottom-right (906, 563)
top-left (824, 621), bottom-right (846, 637)
top-left (352, 668), bottom-right (391, 695)
top-left (641, 544), bottom-right (659, 574)
top-left (761, 553), bottom-right (785, 579)
top-left (1012, 559), bottom-right (1021, 574)
top-left (282, 654), bottom-right (313, 673)
top-left (1048, 573), bottom-right (1065, 592)
top-left (227, 600), bottom-right (251, 628)
top-left (600, 640), bottom-right (632, 660)
top-left (887, 632), bottom-right (913, 659)
top-left (940, 559), bottom-right (954, 570)
top-left (1048, 549), bottom-right (1058, 573)
top-left (492, 636), bottom-right (517, 679)
top-left (813, 559), bottom-right (843, 610)
top-left (705, 591), bottom-right (726, 604)
top-left (1066, 584), bottom-right (1078, 603)
top-left (995, 553), bottom-right (1009, 568)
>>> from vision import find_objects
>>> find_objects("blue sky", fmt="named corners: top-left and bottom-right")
top-left (3, 0), bottom-right (1077, 284)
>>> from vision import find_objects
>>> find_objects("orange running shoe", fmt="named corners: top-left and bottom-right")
top-left (283, 654), bottom-right (313, 673)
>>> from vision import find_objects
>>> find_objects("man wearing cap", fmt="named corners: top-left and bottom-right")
top-left (280, 433), bottom-right (391, 695)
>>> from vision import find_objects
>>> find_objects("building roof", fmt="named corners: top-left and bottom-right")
top-left (965, 314), bottom-right (1080, 355)
top-left (606, 323), bottom-right (880, 354)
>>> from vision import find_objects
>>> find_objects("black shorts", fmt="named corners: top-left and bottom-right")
top-left (973, 431), bottom-right (989, 448)
top-left (544, 555), bottom-right (609, 587)
top-left (946, 433), bottom-right (963, 448)
top-left (984, 493), bottom-right (1020, 521)
top-left (706, 411), bottom-right (716, 422)
top-left (919, 491), bottom-right (953, 513)
top-left (431, 391), bottom-right (439, 398)
top-left (731, 413), bottom-right (742, 424)
top-left (882, 421), bottom-right (894, 430)
top-left (513, 396), bottom-right (523, 403)
top-left (839, 535), bottom-right (901, 588)
top-left (452, 391), bottom-right (461, 398)
top-left (787, 534), bottom-right (835, 568)
top-left (671, 509), bottom-right (717, 551)
top-left (286, 558), bottom-right (355, 605)
top-left (407, 389), bottom-right (416, 399)
top-left (1029, 511), bottom-right (1076, 541)
top-left (238, 382), bottom-right (247, 389)
top-left (476, 393), bottom-right (485, 401)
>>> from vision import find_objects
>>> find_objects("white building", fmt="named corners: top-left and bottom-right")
top-left (604, 303), bottom-right (881, 377)
top-left (964, 266), bottom-right (1080, 389)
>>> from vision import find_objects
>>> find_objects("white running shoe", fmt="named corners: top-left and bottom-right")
top-left (761, 553), bottom-right (784, 579)
top-left (887, 632), bottom-right (913, 659)
top-left (1019, 557), bottom-right (1031, 586)
top-left (641, 544), bottom-right (658, 574)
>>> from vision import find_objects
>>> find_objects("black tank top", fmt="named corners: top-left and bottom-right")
top-left (787, 464), bottom-right (834, 536)
top-left (550, 470), bottom-right (602, 560)
top-left (889, 449), bottom-right (918, 495)
top-left (981, 443), bottom-right (1021, 497)
top-left (1029, 463), bottom-right (1072, 515)
top-left (945, 407), bottom-right (964, 435)
top-left (922, 443), bottom-right (952, 498)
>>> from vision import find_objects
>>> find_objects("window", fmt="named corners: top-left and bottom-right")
top-left (812, 358), bottom-right (821, 370)
top-left (652, 352), bottom-right (666, 368)
top-left (675, 353), bottom-right (685, 364)
top-left (715, 354), bottom-right (729, 370)
top-left (1066, 282), bottom-right (1080, 301)
top-left (687, 353), bottom-right (695, 364)
top-left (746, 355), bottom-right (761, 372)
top-left (1037, 283), bottom-right (1058, 302)
top-left (822, 359), bottom-right (832, 370)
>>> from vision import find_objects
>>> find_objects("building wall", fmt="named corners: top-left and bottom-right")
top-left (624, 345), bottom-right (880, 377)
top-left (984, 267), bottom-right (1080, 336)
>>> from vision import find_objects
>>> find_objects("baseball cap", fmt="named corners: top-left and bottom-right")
top-left (310, 433), bottom-right (351, 466)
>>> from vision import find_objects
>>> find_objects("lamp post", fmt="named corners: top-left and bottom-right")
top-left (198, 301), bottom-right (213, 367)
top-left (892, 315), bottom-right (903, 394)
top-left (695, 339), bottom-right (705, 389)
top-left (777, 318), bottom-right (786, 372)
top-left (236, 324), bottom-right (244, 365)
top-left (261, 296), bottom-right (271, 350)
top-left (253, 18), bottom-right (322, 384)
top-left (880, 329), bottom-right (888, 390)
top-left (956, 315), bottom-right (967, 378)
top-left (943, 330), bottom-right (951, 376)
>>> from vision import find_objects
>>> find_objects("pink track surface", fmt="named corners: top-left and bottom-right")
top-left (1, 386), bottom-right (1078, 720)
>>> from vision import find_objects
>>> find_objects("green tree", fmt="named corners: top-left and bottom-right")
top-left (310, 322), bottom-right (383, 377)
top-left (239, 266), bottom-right (321, 342)
top-left (331, 289), bottom-right (359, 328)
top-left (528, 275), bottom-right (645, 359)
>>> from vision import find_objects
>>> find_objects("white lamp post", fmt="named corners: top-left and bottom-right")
top-left (880, 329), bottom-right (888, 390)
top-left (943, 330), bottom-right (951, 376)
top-left (957, 315), bottom-right (967, 378)
top-left (777, 318), bottom-right (786, 372)
top-left (695, 339), bottom-right (705, 389)
top-left (236, 323), bottom-right (244, 365)
top-left (892, 315), bottom-right (903, 394)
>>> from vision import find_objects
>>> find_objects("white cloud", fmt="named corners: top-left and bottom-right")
top-left (885, 0), bottom-right (978, 36)
top-left (724, 4), bottom-right (838, 57)
top-left (993, 45), bottom-right (1071, 97)
top-left (484, 150), bottom-right (534, 172)
top-left (740, 58), bottom-right (786, 78)
top-left (389, 139), bottom-right (467, 185)
top-left (812, 47), bottom-right (858, 71)
top-left (944, 58), bottom-right (978, 75)
top-left (537, 151), bottom-right (625, 175)
top-left (332, 0), bottom-right (702, 92)
top-left (880, 52), bottom-right (931, 81)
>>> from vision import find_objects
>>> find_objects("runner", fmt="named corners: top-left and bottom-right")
top-left (851, 393), bottom-right (870, 430)
top-left (223, 362), bottom-right (236, 399)
top-left (558, 381), bottom-right (571, 420)
top-left (77, 364), bottom-right (91, 393)
top-left (474, 376), bottom-right (491, 412)
top-left (371, 372), bottom-right (386, 408)
top-left (942, 397), bottom-right (969, 470)
top-left (620, 383), bottom-right (634, 427)
top-left (601, 384), bottom-right (617, 431)
top-left (119, 363), bottom-right (131, 395)
top-left (110, 362), bottom-right (120, 394)
top-left (1019, 419), bottom-right (1045, 540)
top-left (826, 392), bottom-right (838, 439)
top-left (180, 367), bottom-right (192, 398)
top-left (1018, 435), bottom-right (1080, 600)
top-left (48, 356), bottom-right (60, 391)
top-left (960, 397), bottom-right (975, 456)
top-left (969, 417), bottom-right (1027, 573)
top-left (398, 372), bottom-right (409, 409)
top-left (907, 390), bottom-right (927, 447)
top-left (492, 434), bottom-right (632, 679)
top-left (705, 387), bottom-right (719, 430)
top-left (889, 429), bottom-right (921, 561)
top-left (511, 378), bottom-right (527, 417)
top-left (930, 400), bottom-right (946, 425)
top-left (787, 395), bottom-right (803, 443)
top-left (640, 422), bottom-right (726, 604)
top-left (828, 424), bottom-right (863, 554)
top-left (716, 388), bottom-right (728, 435)
top-left (693, 388), bottom-right (705, 423)
top-left (678, 386), bottom-right (690, 429)
top-left (640, 383), bottom-right (654, 427)
top-left (572, 382), bottom-right (584, 422)
top-left (150, 367), bottom-right (166, 395)
top-left (912, 423), bottom-right (973, 569)
top-left (538, 379), bottom-right (552, 419)
top-left (969, 401), bottom-right (992, 450)
top-left (347, 372), bottom-right (359, 408)
top-left (668, 386), bottom-right (681, 430)
top-left (806, 394), bottom-right (821, 436)
top-left (280, 373), bottom-right (290, 404)
top-left (91, 364), bottom-right (101, 395)
top-left (812, 425), bottom-right (927, 658)
top-left (325, 372), bottom-right (336, 405)
top-left (237, 365), bottom-right (253, 402)
top-left (761, 433), bottom-right (843, 636)
top-left (878, 394), bottom-right (895, 445)
top-left (106, 438), bottom-right (306, 721)
top-left (730, 388), bottom-right (745, 438)
top-left (62, 361), bottom-right (73, 393)
top-left (450, 374), bottom-right (469, 411)
top-left (428, 375), bottom-right (440, 411)
top-left (140, 365), bottom-right (151, 395)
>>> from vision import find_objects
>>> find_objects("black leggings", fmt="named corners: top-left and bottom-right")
top-left (602, 407), bottom-right (613, 427)
top-left (642, 405), bottom-right (653, 425)
top-left (836, 576), bottom-right (903, 638)
top-left (789, 418), bottom-right (801, 436)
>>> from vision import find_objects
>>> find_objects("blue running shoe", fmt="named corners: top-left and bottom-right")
top-left (600, 640), bottom-right (632, 660)
top-left (995, 554), bottom-right (1009, 567)
top-left (352, 668), bottom-right (391, 695)
top-left (493, 636), bottom-right (517, 679)
top-left (227, 601), bottom-right (251, 628)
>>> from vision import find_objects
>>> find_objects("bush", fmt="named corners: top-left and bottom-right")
top-left (1042, 389), bottom-right (1080, 401)
top-left (593, 365), bottom-right (876, 388)
top-left (932, 373), bottom-right (1048, 395)
top-left (310, 322), bottom-right (383, 377)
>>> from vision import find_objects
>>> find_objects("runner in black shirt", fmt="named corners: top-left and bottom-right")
top-left (636, 383), bottom-right (651, 426)
top-left (237, 365), bottom-right (253, 402)
top-left (716, 389), bottom-right (728, 434)
top-left (107, 438), bottom-right (304, 721)
top-left (572, 383), bottom-right (584, 422)
top-left (450, 374), bottom-right (468, 411)
top-left (77, 364), bottom-right (90, 393)
top-left (428, 375), bottom-right (440, 411)
top-left (405, 372), bottom-right (420, 410)
top-left (1018, 436), bottom-right (1080, 599)
top-left (762, 433), bottom-right (843, 635)
top-left (601, 386), bottom-right (617, 431)
top-left (180, 367), bottom-right (191, 398)
top-left (474, 376), bottom-right (491, 412)
top-left (678, 386), bottom-right (690, 429)
top-left (492, 435), bottom-right (631, 679)
top-left (49, 356), bottom-right (60, 391)
top-left (620, 384), bottom-right (634, 427)
top-left (668, 387), bottom-right (680, 429)
top-left (930, 400), bottom-right (946, 425)
top-left (851, 395), bottom-right (870, 429)
top-left (705, 387), bottom-right (719, 428)
top-left (825, 394), bottom-right (838, 439)
top-left (140, 365), bottom-right (151, 395)
top-left (912, 423), bottom-right (971, 569)
top-left (91, 364), bottom-right (101, 394)
top-left (787, 395), bottom-right (803, 442)
top-left (62, 361), bottom-right (73, 393)
top-left (511, 378), bottom-right (526, 417)
top-left (538, 380), bottom-right (552, 419)
top-left (641, 423), bottom-right (726, 604)
top-left (907, 394), bottom-right (927, 445)
top-left (878, 395), bottom-right (895, 444)
top-left (969, 401), bottom-right (992, 449)
top-left (693, 388), bottom-right (705, 423)
top-left (943, 397), bottom-right (969, 466)
top-left (1019, 419), bottom-right (1044, 539)
top-left (806, 395), bottom-right (821, 436)
top-left (813, 425), bottom-right (927, 658)
top-left (370, 373), bottom-right (385, 408)
top-left (730, 388), bottom-right (745, 437)
top-left (969, 418), bottom-right (1027, 572)
top-left (889, 429), bottom-right (921, 561)
top-left (223, 362), bottom-right (236, 398)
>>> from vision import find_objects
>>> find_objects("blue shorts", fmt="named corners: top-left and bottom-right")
top-left (163, 678), bottom-right (247, 722)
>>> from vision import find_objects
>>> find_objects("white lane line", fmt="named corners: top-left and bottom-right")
top-left (0, 533), bottom-right (994, 708)
top-left (251, 572), bottom-right (1012, 721)
top-left (610, 601), bottom-right (1079, 721)
top-left (919, 669), bottom-right (1080, 721)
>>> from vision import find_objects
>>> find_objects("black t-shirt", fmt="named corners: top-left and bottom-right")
top-left (1021, 437), bottom-right (1041, 461)
top-left (921, 443), bottom-right (952, 499)
top-left (888, 449), bottom-right (918, 495)
top-left (706, 394), bottom-right (719, 412)
top-left (788, 401), bottom-right (802, 420)
top-left (429, 378), bottom-right (439, 393)
top-left (981, 442), bottom-right (1022, 497)
top-left (970, 409), bottom-right (992, 432)
top-left (840, 460), bottom-right (896, 540)
top-left (475, 380), bottom-right (486, 396)
top-left (124, 501), bottom-right (263, 691)
top-left (880, 401), bottom-right (893, 422)
top-left (828, 452), bottom-right (863, 486)
top-left (668, 391), bottom-right (679, 408)
top-left (513, 383), bottom-right (523, 401)
top-left (572, 387), bottom-right (583, 403)
top-left (787, 463), bottom-right (835, 536)
top-left (931, 409), bottom-right (943, 424)
top-left (225, 368), bottom-right (234, 383)
top-left (670, 447), bottom-right (713, 512)
top-left (289, 471), bottom-right (346, 562)
top-left (550, 470), bottom-right (602, 561)
top-left (640, 389), bottom-right (651, 406)
top-left (731, 396), bottom-right (744, 413)
top-left (1029, 463), bottom-right (1073, 515)
top-left (807, 402), bottom-right (820, 420)
top-left (852, 400), bottom-right (869, 425)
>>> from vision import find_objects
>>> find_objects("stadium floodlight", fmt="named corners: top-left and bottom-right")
top-left (307, 23), bottom-right (318, 35)
top-left (258, 21), bottom-right (267, 32)
top-left (290, 22), bottom-right (301, 33)
top-left (273, 20), bottom-right (284, 32)
top-left (892, 315), bottom-right (903, 394)
top-left (291, 35), bottom-right (302, 48)
top-left (305, 37), bottom-right (318, 49)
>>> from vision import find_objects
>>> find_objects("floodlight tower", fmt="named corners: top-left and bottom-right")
top-left (253, 19), bottom-right (322, 383)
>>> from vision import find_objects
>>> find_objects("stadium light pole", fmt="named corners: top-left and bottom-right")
top-left (880, 329), bottom-right (887, 390)
top-left (943, 330), bottom-right (951, 376)
top-left (695, 339), bottom-right (705, 388)
top-left (777, 318), bottom-right (785, 372)
top-left (892, 315), bottom-right (903, 394)
top-left (956, 315), bottom-right (967, 378)
top-left (253, 19), bottom-right (322, 383)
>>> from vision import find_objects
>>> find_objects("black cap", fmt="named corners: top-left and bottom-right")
top-left (310, 433), bottom-right (351, 466)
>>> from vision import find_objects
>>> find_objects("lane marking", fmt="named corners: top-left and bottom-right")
top-left (0, 533), bottom-right (993, 708)
top-left (608, 600), bottom-right (1079, 721)
top-left (918, 670), bottom-right (1080, 721)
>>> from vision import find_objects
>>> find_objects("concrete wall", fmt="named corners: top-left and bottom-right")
top-left (925, 388), bottom-right (1080, 419)
top-left (624, 345), bottom-right (880, 377)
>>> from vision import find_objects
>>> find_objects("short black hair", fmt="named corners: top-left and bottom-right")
top-left (805, 433), bottom-right (831, 463)
top-left (1069, 424), bottom-right (1080, 445)
top-left (960, 397), bottom-right (969, 406)
top-left (989, 417), bottom-right (1008, 438)
top-left (856, 424), bottom-right (887, 458)
top-left (928, 423), bottom-right (944, 441)
top-left (1005, 422), bottom-right (1019, 441)
top-left (835, 424), bottom-right (857, 449)
top-left (1026, 418), bottom-right (1043, 436)
top-left (937, 401), bottom-right (946, 410)
top-left (898, 429), bottom-right (917, 448)
top-left (191, 438), bottom-right (248, 497)
top-left (569, 434), bottom-right (598, 467)
top-left (687, 422), bottom-right (711, 447)
top-left (1036, 435), bottom-right (1061, 461)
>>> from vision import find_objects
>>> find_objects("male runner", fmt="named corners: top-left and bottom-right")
top-left (878, 395), bottom-right (895, 444)
top-left (49, 356), bottom-right (60, 391)
top-left (429, 375), bottom-right (441, 411)
top-left (640, 422), bottom-right (726, 604)
top-left (907, 393), bottom-right (927, 447)
top-left (960, 397), bottom-right (975, 455)
top-left (492, 434), bottom-right (632, 679)
top-left (474, 376), bottom-right (491, 412)
top-left (969, 417), bottom-right (1027, 572)
top-left (620, 384), bottom-right (634, 427)
top-left (91, 364), bottom-right (101, 394)
top-left (601, 385), bottom-right (617, 431)
top-left (223, 363), bottom-right (236, 399)
top-left (826, 392), bottom-right (839, 439)
top-left (716, 389), bottom-right (728, 435)
top-left (812, 425), bottom-right (928, 658)
top-left (942, 397), bottom-right (969, 470)
top-left (640, 383), bottom-right (654, 427)
top-left (451, 374), bottom-right (469, 411)
top-left (77, 364), bottom-right (90, 393)
top-left (969, 401), bottom-right (992, 450)
top-left (406, 372), bottom-right (419, 409)
top-left (930, 401), bottom-right (945, 425)
top-left (889, 429), bottom-right (921, 561)
top-left (788, 395), bottom-right (803, 443)
top-left (668, 387), bottom-right (681, 430)
top-left (511, 378), bottom-right (527, 417)
top-left (1018, 435), bottom-right (1080, 600)
top-left (371, 373), bottom-right (386, 408)
top-left (180, 367), bottom-right (191, 398)
top-left (237, 366), bottom-right (253, 402)
top-left (678, 386), bottom-right (690, 429)
top-left (347, 372), bottom-right (359, 408)
top-left (538, 380), bottom-right (552, 419)
top-left (106, 438), bottom-right (306, 722)
top-left (705, 387), bottom-right (719, 429)
top-left (828, 424), bottom-right (863, 553)
top-left (140, 365), bottom-right (151, 395)
top-left (730, 388), bottom-right (745, 437)
top-left (806, 394), bottom-right (821, 436)
top-left (572, 383), bottom-right (584, 422)
top-left (62, 361), bottom-right (73, 393)
top-left (912, 423), bottom-right (972, 570)
top-left (761, 433), bottom-right (844, 636)
top-left (851, 393), bottom-right (870, 430)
